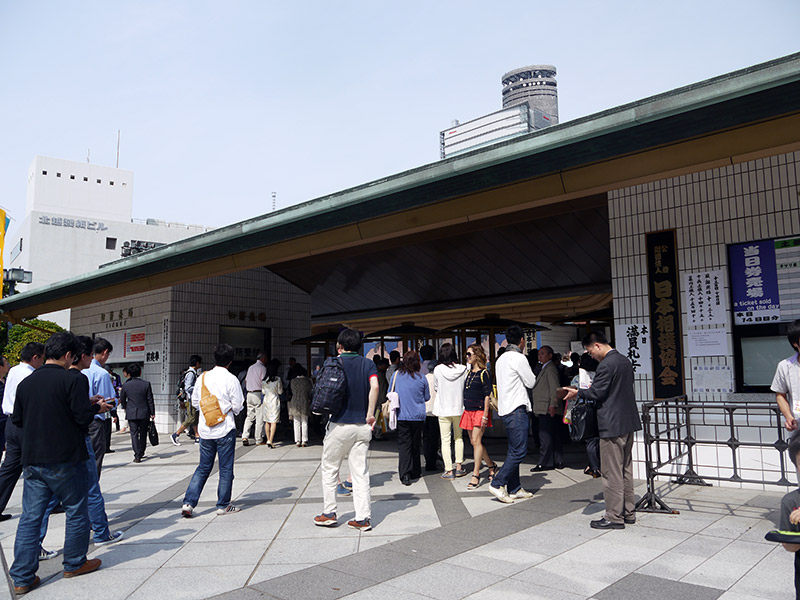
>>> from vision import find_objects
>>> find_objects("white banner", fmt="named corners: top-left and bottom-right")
top-left (614, 322), bottom-right (652, 376)
top-left (683, 269), bottom-right (727, 327)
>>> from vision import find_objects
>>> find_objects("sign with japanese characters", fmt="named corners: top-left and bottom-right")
top-left (123, 329), bottom-right (146, 360)
top-left (614, 322), bottom-right (652, 376)
top-left (683, 269), bottom-right (727, 327)
top-left (729, 240), bottom-right (780, 325)
top-left (38, 215), bottom-right (107, 231)
top-left (646, 230), bottom-right (685, 399)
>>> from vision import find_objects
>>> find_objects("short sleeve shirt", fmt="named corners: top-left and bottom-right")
top-left (333, 353), bottom-right (378, 424)
top-left (780, 488), bottom-right (800, 534)
top-left (772, 353), bottom-right (800, 419)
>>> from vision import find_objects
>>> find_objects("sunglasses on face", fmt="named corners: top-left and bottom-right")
top-left (465, 352), bottom-right (473, 357)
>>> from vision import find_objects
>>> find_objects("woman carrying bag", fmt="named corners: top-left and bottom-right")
top-left (433, 343), bottom-right (468, 479)
top-left (392, 350), bottom-right (430, 486)
top-left (460, 344), bottom-right (497, 489)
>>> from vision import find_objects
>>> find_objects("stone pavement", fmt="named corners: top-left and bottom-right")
top-left (0, 430), bottom-right (793, 599)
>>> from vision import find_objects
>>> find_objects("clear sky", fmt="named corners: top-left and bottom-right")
top-left (1, 0), bottom-right (799, 236)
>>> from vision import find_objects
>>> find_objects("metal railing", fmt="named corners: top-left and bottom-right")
top-left (635, 395), bottom-right (794, 514)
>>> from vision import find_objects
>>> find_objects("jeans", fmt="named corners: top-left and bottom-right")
top-left (10, 462), bottom-right (89, 587)
top-left (491, 406), bottom-right (529, 495)
top-left (39, 436), bottom-right (110, 544)
top-left (183, 429), bottom-right (236, 510)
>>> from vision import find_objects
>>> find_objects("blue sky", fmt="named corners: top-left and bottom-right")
top-left (1, 1), bottom-right (798, 234)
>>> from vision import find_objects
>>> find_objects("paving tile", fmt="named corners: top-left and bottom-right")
top-left (127, 565), bottom-right (253, 600)
top-left (88, 541), bottom-right (183, 570)
top-left (636, 535), bottom-right (732, 581)
top-left (325, 546), bottom-right (430, 582)
top-left (165, 540), bottom-right (269, 567)
top-left (252, 565), bottom-right (372, 600)
top-left (725, 544), bottom-right (796, 599)
top-left (385, 561), bottom-right (504, 600)
top-left (356, 534), bottom-right (410, 551)
top-left (384, 529), bottom-right (482, 562)
top-left (594, 573), bottom-right (722, 600)
top-left (462, 577), bottom-right (587, 600)
top-left (699, 515), bottom-right (765, 540)
top-left (338, 582), bottom-right (432, 599)
top-left (263, 536), bottom-right (360, 564)
top-left (513, 558), bottom-right (629, 598)
top-left (248, 562), bottom-right (316, 585)
top-left (680, 540), bottom-right (773, 590)
top-left (443, 544), bottom-right (549, 577)
top-left (25, 567), bottom-right (153, 600)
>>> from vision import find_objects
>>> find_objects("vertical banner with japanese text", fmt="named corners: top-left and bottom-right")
top-left (613, 323), bottom-right (652, 376)
top-left (646, 230), bottom-right (685, 399)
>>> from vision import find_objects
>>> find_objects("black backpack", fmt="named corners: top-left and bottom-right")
top-left (311, 357), bottom-right (348, 417)
top-left (176, 368), bottom-right (190, 404)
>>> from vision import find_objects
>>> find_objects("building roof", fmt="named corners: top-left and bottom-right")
top-left (2, 52), bottom-right (800, 323)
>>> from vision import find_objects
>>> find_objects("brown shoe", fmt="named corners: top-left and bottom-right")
top-left (63, 558), bottom-right (102, 578)
top-left (14, 576), bottom-right (40, 595)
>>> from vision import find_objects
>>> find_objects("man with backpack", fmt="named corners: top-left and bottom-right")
top-left (171, 355), bottom-right (202, 446)
top-left (314, 329), bottom-right (379, 531)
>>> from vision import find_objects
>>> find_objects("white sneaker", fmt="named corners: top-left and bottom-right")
top-left (39, 547), bottom-right (58, 560)
top-left (181, 504), bottom-right (193, 518)
top-left (510, 488), bottom-right (534, 500)
top-left (488, 484), bottom-right (514, 504)
top-left (95, 530), bottom-right (124, 545)
top-left (216, 504), bottom-right (241, 515)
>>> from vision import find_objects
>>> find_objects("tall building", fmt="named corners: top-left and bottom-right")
top-left (6, 156), bottom-right (212, 327)
top-left (501, 64), bottom-right (559, 123)
top-left (440, 64), bottom-right (559, 159)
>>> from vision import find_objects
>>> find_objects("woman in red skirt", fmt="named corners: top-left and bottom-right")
top-left (459, 344), bottom-right (497, 489)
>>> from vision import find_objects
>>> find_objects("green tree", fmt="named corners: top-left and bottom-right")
top-left (3, 318), bottom-right (64, 366)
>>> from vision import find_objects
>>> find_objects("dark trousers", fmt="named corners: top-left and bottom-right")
top-left (528, 413), bottom-right (541, 449)
top-left (0, 414), bottom-right (7, 453)
top-left (491, 406), bottom-right (529, 495)
top-left (88, 419), bottom-right (110, 478)
top-left (396, 420), bottom-right (423, 480)
top-left (0, 420), bottom-right (23, 513)
top-left (537, 413), bottom-right (563, 468)
top-left (128, 419), bottom-right (149, 460)
top-left (423, 416), bottom-right (440, 470)
top-left (106, 412), bottom-right (114, 449)
top-left (585, 436), bottom-right (601, 471)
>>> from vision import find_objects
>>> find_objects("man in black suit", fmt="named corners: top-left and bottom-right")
top-left (564, 331), bottom-right (642, 530)
top-left (119, 363), bottom-right (155, 463)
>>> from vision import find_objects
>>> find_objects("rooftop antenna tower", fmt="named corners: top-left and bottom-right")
top-left (86, 149), bottom-right (90, 164)
top-left (116, 130), bottom-right (121, 168)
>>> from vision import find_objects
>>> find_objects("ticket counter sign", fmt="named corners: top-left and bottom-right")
top-left (729, 240), bottom-right (780, 325)
top-left (124, 330), bottom-right (146, 359)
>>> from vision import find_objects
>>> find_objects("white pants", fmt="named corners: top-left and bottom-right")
top-left (293, 416), bottom-right (308, 444)
top-left (242, 392), bottom-right (264, 441)
top-left (438, 415), bottom-right (464, 471)
top-left (321, 422), bottom-right (372, 520)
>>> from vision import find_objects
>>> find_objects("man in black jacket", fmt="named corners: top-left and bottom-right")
top-left (8, 332), bottom-right (109, 594)
top-left (564, 331), bottom-right (642, 530)
top-left (120, 363), bottom-right (155, 462)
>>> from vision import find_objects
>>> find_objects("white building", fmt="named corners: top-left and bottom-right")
top-left (6, 156), bottom-right (212, 327)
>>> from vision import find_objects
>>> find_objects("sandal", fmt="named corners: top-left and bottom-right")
top-left (453, 466), bottom-right (467, 478)
top-left (441, 471), bottom-right (456, 480)
top-left (487, 463), bottom-right (498, 481)
top-left (467, 475), bottom-right (480, 490)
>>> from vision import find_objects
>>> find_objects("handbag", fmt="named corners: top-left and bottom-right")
top-left (385, 372), bottom-right (399, 430)
top-left (200, 374), bottom-right (228, 426)
top-left (148, 421), bottom-right (160, 446)
top-left (569, 400), bottom-right (598, 442)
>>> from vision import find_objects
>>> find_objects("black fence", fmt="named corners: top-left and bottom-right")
top-left (635, 395), bottom-right (794, 514)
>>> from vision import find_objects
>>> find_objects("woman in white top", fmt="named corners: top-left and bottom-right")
top-left (261, 363), bottom-right (283, 448)
top-left (433, 343), bottom-right (469, 479)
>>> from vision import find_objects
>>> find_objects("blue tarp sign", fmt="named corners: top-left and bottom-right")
top-left (729, 240), bottom-right (780, 325)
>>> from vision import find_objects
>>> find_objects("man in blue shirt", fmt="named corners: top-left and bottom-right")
top-left (314, 329), bottom-right (379, 531)
top-left (82, 338), bottom-right (116, 478)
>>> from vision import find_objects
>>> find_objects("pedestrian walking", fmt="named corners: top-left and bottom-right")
top-left (433, 343), bottom-right (468, 480)
top-left (181, 344), bottom-right (244, 518)
top-left (119, 363), bottom-right (155, 463)
top-left (289, 367), bottom-right (312, 446)
top-left (460, 344), bottom-right (497, 490)
top-left (171, 355), bottom-right (202, 446)
top-left (315, 329), bottom-right (379, 531)
top-left (489, 325), bottom-right (536, 504)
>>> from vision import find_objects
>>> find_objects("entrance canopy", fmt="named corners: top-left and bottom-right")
top-left (2, 54), bottom-right (799, 327)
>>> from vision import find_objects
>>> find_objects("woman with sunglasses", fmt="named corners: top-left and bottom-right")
top-left (459, 344), bottom-right (497, 489)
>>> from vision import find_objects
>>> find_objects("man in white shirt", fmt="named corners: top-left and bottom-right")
top-left (489, 326), bottom-right (536, 504)
top-left (181, 344), bottom-right (244, 518)
top-left (241, 353), bottom-right (267, 446)
top-left (773, 320), bottom-right (800, 432)
top-left (0, 343), bottom-right (44, 522)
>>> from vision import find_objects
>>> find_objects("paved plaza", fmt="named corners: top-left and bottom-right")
top-left (0, 430), bottom-right (793, 600)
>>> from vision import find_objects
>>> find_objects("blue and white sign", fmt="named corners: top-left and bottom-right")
top-left (729, 240), bottom-right (780, 325)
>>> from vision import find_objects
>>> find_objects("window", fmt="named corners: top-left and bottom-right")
top-left (106, 237), bottom-right (117, 250)
top-left (96, 179), bottom-right (101, 184)
top-left (83, 176), bottom-right (88, 182)
top-left (70, 175), bottom-right (75, 180)
top-left (109, 181), bottom-right (114, 186)
top-left (56, 172), bottom-right (61, 177)
top-left (42, 170), bottom-right (47, 175)
top-left (122, 182), bottom-right (127, 186)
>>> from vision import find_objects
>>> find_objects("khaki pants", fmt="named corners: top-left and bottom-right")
top-left (321, 422), bottom-right (372, 520)
top-left (242, 392), bottom-right (264, 441)
top-left (599, 433), bottom-right (635, 524)
top-left (438, 416), bottom-right (464, 472)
